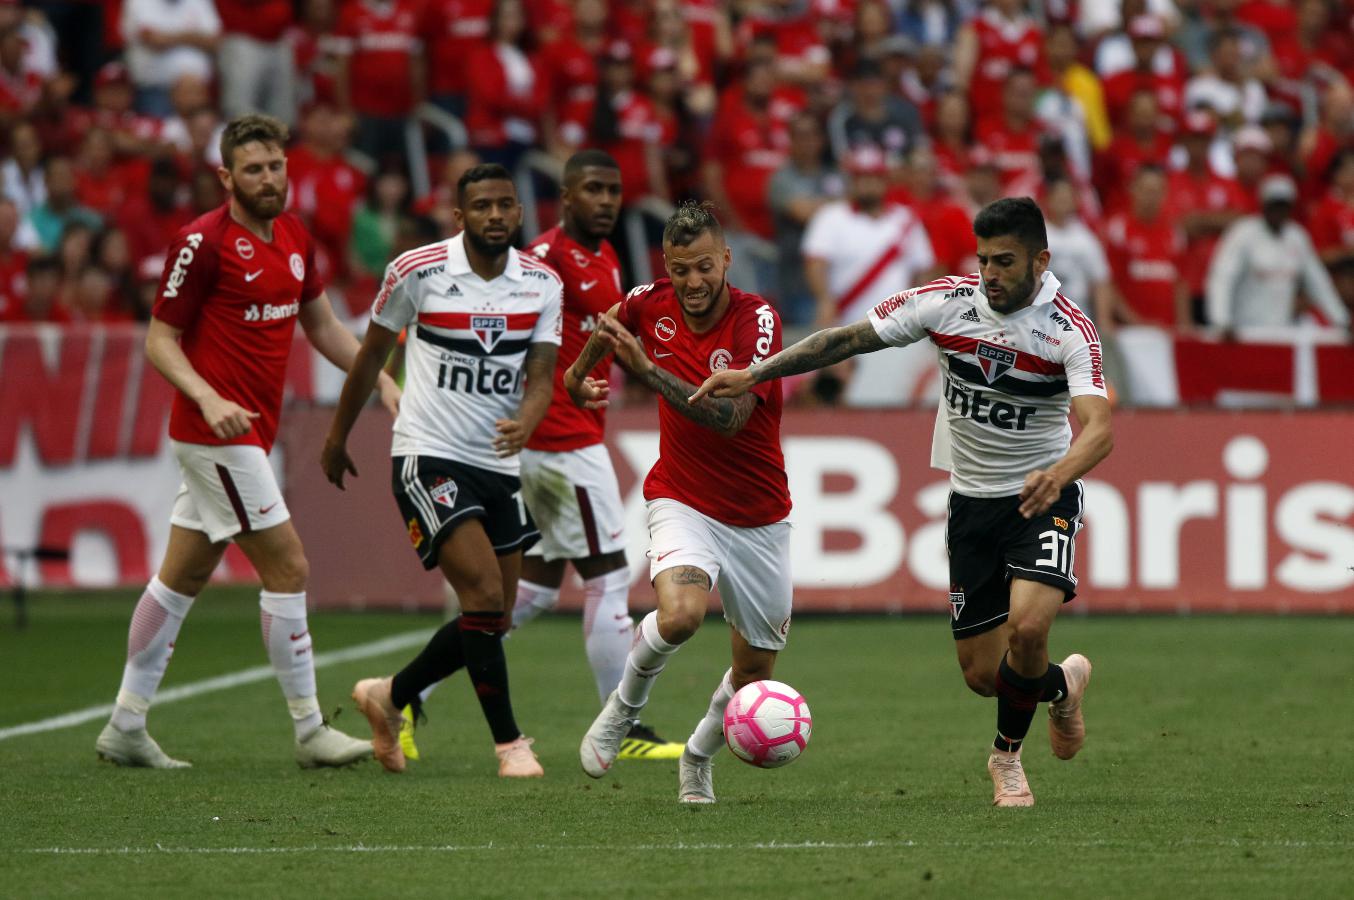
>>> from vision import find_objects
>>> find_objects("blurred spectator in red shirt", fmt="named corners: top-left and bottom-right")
top-left (1309, 149), bottom-right (1354, 267)
top-left (537, 0), bottom-right (604, 148)
top-left (217, 0), bottom-right (297, 124)
top-left (288, 102), bottom-right (366, 283)
top-left (92, 226), bottom-right (137, 317)
top-left (644, 0), bottom-right (722, 118)
top-left (334, 0), bottom-right (424, 168)
top-left (120, 0), bottom-right (221, 117)
top-left (703, 53), bottom-right (790, 239)
top-left (465, 0), bottom-right (546, 170)
top-left (953, 0), bottom-right (1045, 124)
top-left (1286, 0), bottom-right (1354, 87)
top-left (1098, 89), bottom-right (1173, 210)
top-left (0, 197), bottom-right (28, 321)
top-left (291, 0), bottom-right (344, 109)
top-left (89, 62), bottom-right (163, 158)
top-left (2, 120), bottom-right (46, 216)
top-left (894, 43), bottom-right (952, 131)
top-left (975, 67), bottom-right (1046, 196)
top-left (188, 167), bottom-right (224, 215)
top-left (826, 56), bottom-right (927, 169)
top-left (892, 145), bottom-right (975, 275)
top-left (932, 90), bottom-right (973, 195)
top-left (738, 0), bottom-right (832, 89)
top-left (0, 22), bottom-right (44, 125)
top-left (17, 255), bottom-right (68, 323)
top-left (117, 155), bottom-right (192, 275)
top-left (1300, 81), bottom-right (1354, 198)
top-left (75, 127), bottom-right (140, 218)
top-left (421, 0), bottom-right (492, 120)
top-left (1167, 110), bottom-right (1248, 315)
top-left (1103, 164), bottom-right (1189, 329)
top-left (1102, 15), bottom-right (1185, 131)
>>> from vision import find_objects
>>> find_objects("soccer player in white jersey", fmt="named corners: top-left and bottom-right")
top-left (321, 164), bottom-right (562, 778)
top-left (695, 198), bottom-right (1114, 808)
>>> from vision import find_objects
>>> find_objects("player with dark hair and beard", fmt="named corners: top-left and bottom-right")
top-left (95, 114), bottom-right (400, 770)
top-left (323, 164), bottom-right (564, 777)
top-left (696, 197), bottom-right (1114, 808)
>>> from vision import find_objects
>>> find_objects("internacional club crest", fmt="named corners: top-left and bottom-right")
top-left (976, 341), bottom-right (1017, 384)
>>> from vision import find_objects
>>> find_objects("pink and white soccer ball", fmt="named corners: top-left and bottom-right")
top-left (723, 680), bottom-right (812, 768)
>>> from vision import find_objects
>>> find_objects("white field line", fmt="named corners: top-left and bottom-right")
top-left (14, 838), bottom-right (1354, 856)
top-left (0, 629), bottom-right (432, 742)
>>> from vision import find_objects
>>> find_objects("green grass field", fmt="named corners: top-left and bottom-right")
top-left (1, 591), bottom-right (1351, 899)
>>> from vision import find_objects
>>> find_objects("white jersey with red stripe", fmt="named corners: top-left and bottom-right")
top-left (371, 233), bottom-right (563, 474)
top-left (867, 270), bottom-right (1106, 497)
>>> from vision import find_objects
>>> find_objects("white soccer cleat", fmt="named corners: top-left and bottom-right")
top-left (579, 690), bottom-right (638, 778)
top-left (295, 722), bottom-right (373, 769)
top-left (95, 723), bottom-right (191, 769)
top-left (678, 748), bottom-right (715, 804)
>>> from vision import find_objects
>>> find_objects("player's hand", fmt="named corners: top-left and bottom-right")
top-left (564, 366), bottom-right (611, 409)
top-left (493, 418), bottom-right (528, 457)
top-left (320, 437), bottom-right (358, 490)
top-left (597, 316), bottom-right (651, 376)
top-left (1018, 468), bottom-right (1063, 519)
top-left (200, 394), bottom-right (260, 440)
top-left (377, 375), bottom-right (402, 418)
top-left (690, 368), bottom-right (755, 403)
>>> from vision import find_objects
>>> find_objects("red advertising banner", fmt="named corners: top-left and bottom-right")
top-left (281, 406), bottom-right (1354, 615)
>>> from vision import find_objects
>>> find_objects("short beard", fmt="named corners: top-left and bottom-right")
top-left (234, 182), bottom-right (286, 221)
top-left (681, 274), bottom-right (726, 319)
top-left (465, 226), bottom-right (513, 257)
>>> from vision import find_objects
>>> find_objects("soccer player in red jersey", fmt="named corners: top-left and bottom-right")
top-left (572, 202), bottom-right (793, 804)
top-left (95, 115), bottom-right (401, 770)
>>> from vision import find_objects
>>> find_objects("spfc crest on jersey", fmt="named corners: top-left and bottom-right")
top-left (976, 341), bottom-right (1017, 384)
top-left (471, 315), bottom-right (507, 352)
top-left (949, 586), bottom-right (965, 620)
top-left (430, 477), bottom-right (458, 509)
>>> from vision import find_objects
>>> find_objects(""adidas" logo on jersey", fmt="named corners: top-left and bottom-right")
top-left (960, 307), bottom-right (980, 322)
top-left (446, 283), bottom-right (462, 296)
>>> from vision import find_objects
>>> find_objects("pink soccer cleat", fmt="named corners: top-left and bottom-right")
top-left (352, 676), bottom-right (405, 774)
top-left (1048, 653), bottom-right (1092, 760)
top-left (496, 736), bottom-right (544, 778)
top-left (988, 748), bottom-right (1034, 807)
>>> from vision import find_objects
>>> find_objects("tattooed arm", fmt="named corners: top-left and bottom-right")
top-left (689, 319), bottom-right (887, 401)
top-left (563, 302), bottom-right (622, 409)
top-left (599, 316), bottom-right (758, 438)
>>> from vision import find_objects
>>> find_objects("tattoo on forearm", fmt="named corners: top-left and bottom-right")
top-left (570, 329), bottom-right (612, 378)
top-left (753, 320), bottom-right (887, 383)
top-left (668, 566), bottom-right (711, 589)
top-left (645, 365), bottom-right (755, 435)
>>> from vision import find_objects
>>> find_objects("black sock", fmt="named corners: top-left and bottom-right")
top-left (1040, 663), bottom-right (1068, 704)
top-left (993, 654), bottom-right (1043, 753)
top-left (391, 617), bottom-right (466, 711)
top-left (459, 611), bottom-right (520, 744)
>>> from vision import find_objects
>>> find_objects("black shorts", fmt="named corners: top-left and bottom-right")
top-left (392, 456), bottom-right (539, 569)
top-left (946, 481), bottom-right (1084, 639)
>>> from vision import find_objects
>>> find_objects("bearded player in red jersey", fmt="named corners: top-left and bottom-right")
top-left (95, 115), bottom-right (401, 770)
top-left (570, 202), bottom-right (793, 804)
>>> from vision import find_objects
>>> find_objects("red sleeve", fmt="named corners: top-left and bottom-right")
top-left (301, 232), bottom-right (325, 302)
top-left (1308, 205), bottom-right (1338, 252)
top-left (151, 226), bottom-right (219, 329)
top-left (732, 299), bottom-right (781, 403)
top-left (617, 282), bottom-right (655, 331)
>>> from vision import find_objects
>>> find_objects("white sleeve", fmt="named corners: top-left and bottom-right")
top-left (370, 264), bottom-right (418, 332)
top-left (532, 278), bottom-right (564, 345)
top-left (866, 283), bottom-right (934, 348)
top-left (1205, 221), bottom-right (1247, 329)
top-left (1296, 227), bottom-right (1350, 326)
top-left (800, 206), bottom-right (836, 260)
top-left (196, 0), bottom-right (222, 35)
top-left (1063, 325), bottom-right (1109, 399)
top-left (1085, 231), bottom-right (1111, 284)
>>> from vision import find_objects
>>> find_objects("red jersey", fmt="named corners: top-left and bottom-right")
top-left (151, 207), bottom-right (325, 452)
top-left (216, 0), bottom-right (294, 41)
top-left (1103, 210), bottom-right (1184, 327)
top-left (1166, 168), bottom-right (1248, 294)
top-left (967, 9), bottom-right (1045, 122)
top-left (1308, 193), bottom-right (1354, 255)
top-left (0, 250), bottom-right (27, 321)
top-left (1101, 68), bottom-right (1185, 130)
top-left (975, 116), bottom-right (1043, 195)
top-left (421, 0), bottom-right (492, 97)
top-left (335, 0), bottom-right (421, 117)
top-left (537, 35), bottom-right (599, 116)
top-left (707, 89), bottom-right (791, 239)
top-left (617, 279), bottom-right (790, 527)
top-left (524, 225), bottom-right (625, 452)
top-left (286, 143), bottom-right (367, 279)
top-left (1096, 130), bottom-right (1173, 211)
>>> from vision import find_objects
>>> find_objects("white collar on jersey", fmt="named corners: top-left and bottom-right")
top-left (976, 269), bottom-right (1062, 313)
top-left (446, 232), bottom-right (524, 282)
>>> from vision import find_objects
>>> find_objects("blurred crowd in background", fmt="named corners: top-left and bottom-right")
top-left (0, 0), bottom-right (1351, 399)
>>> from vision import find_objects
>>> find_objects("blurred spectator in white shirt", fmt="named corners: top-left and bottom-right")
top-left (121, 0), bottom-right (222, 117)
top-left (1044, 176), bottom-right (1115, 328)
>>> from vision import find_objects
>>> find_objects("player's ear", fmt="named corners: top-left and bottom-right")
top-left (1034, 247), bottom-right (1051, 277)
top-left (216, 165), bottom-right (232, 193)
top-left (723, 242), bottom-right (732, 270)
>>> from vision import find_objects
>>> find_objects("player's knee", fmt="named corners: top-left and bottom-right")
top-left (1007, 618), bottom-right (1050, 658)
top-left (961, 662), bottom-right (997, 697)
top-left (459, 572), bottom-right (507, 611)
top-left (657, 606), bottom-right (702, 643)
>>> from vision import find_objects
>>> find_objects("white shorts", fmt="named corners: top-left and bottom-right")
top-left (645, 498), bottom-right (793, 651)
top-left (520, 444), bottom-right (627, 562)
top-left (169, 441), bottom-right (290, 543)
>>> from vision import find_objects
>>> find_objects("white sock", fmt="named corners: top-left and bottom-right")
top-left (110, 578), bottom-right (194, 731)
top-left (260, 590), bottom-right (322, 738)
top-left (686, 669), bottom-right (735, 758)
top-left (616, 610), bottom-right (680, 709)
top-left (511, 579), bottom-right (560, 630)
top-left (583, 567), bottom-right (633, 703)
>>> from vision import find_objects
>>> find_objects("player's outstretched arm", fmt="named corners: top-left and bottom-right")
top-left (600, 317), bottom-right (756, 438)
top-left (300, 291), bottom-right (401, 416)
top-left (563, 303), bottom-right (622, 408)
top-left (690, 319), bottom-right (888, 402)
top-left (321, 321), bottom-right (401, 489)
top-left (1018, 394), bottom-right (1114, 519)
top-left (494, 341), bottom-right (558, 458)
top-left (146, 317), bottom-right (260, 439)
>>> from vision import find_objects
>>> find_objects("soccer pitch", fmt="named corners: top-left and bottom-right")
top-left (2, 592), bottom-right (1351, 898)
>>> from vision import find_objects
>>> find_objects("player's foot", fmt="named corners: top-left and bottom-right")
top-left (988, 748), bottom-right (1034, 807)
top-left (619, 721), bottom-right (685, 761)
top-left (95, 723), bottom-right (191, 769)
top-left (352, 676), bottom-right (405, 774)
top-left (399, 704), bottom-right (421, 762)
top-left (295, 722), bottom-right (372, 769)
top-left (495, 735), bottom-right (544, 778)
top-left (579, 690), bottom-right (639, 778)
top-left (1048, 653), bottom-right (1092, 760)
top-left (678, 748), bottom-right (715, 804)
